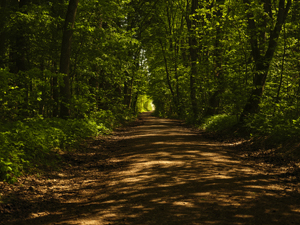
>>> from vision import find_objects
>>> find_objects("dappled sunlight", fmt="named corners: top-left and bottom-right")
top-left (235, 214), bottom-right (254, 218)
top-left (173, 201), bottom-right (195, 207)
top-left (7, 112), bottom-right (300, 225)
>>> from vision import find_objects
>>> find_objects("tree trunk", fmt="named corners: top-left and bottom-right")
top-left (52, 74), bottom-right (59, 117)
top-left (159, 39), bottom-right (177, 111)
top-left (0, 0), bottom-right (8, 68)
top-left (8, 0), bottom-right (30, 117)
top-left (205, 0), bottom-right (225, 116)
top-left (132, 92), bottom-right (139, 113)
top-left (186, 0), bottom-right (199, 120)
top-left (11, 0), bottom-right (29, 73)
top-left (59, 0), bottom-right (79, 118)
top-left (240, 0), bottom-right (292, 122)
top-left (123, 71), bottom-right (135, 109)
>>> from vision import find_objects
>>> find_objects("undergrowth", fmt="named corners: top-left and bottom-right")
top-left (198, 112), bottom-right (300, 139)
top-left (199, 113), bottom-right (300, 160)
top-left (0, 110), bottom-right (135, 183)
top-left (245, 113), bottom-right (300, 140)
top-left (199, 114), bottom-right (239, 132)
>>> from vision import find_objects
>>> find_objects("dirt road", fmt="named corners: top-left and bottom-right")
top-left (1, 112), bottom-right (300, 224)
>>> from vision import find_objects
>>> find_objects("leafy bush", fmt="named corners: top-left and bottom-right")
top-left (244, 113), bottom-right (300, 141)
top-left (0, 109), bottom-right (129, 183)
top-left (0, 127), bottom-right (27, 183)
top-left (200, 114), bottom-right (238, 132)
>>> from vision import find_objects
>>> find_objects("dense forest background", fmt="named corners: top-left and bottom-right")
top-left (0, 0), bottom-right (299, 182)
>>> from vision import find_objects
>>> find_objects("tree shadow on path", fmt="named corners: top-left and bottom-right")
top-left (2, 112), bottom-right (300, 225)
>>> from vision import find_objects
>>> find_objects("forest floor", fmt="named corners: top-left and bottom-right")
top-left (1, 111), bottom-right (300, 225)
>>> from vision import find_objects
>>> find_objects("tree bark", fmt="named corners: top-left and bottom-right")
top-left (186, 0), bottom-right (199, 120)
top-left (8, 0), bottom-right (30, 117)
top-left (205, 0), bottom-right (225, 116)
top-left (0, 0), bottom-right (8, 68)
top-left (159, 39), bottom-right (176, 109)
top-left (9, 0), bottom-right (29, 73)
top-left (59, 0), bottom-right (79, 118)
top-left (240, 0), bottom-right (292, 122)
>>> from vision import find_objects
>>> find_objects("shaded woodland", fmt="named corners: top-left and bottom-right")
top-left (0, 0), bottom-right (300, 182)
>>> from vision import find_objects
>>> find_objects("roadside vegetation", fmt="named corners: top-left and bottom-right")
top-left (1, 0), bottom-right (300, 182)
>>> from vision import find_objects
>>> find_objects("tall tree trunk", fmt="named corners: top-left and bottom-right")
top-left (240, 0), bottom-right (292, 122)
top-left (275, 24), bottom-right (286, 103)
top-left (8, 0), bottom-right (30, 117)
top-left (0, 0), bottom-right (8, 68)
top-left (59, 0), bottom-right (79, 118)
top-left (50, 3), bottom-right (63, 118)
top-left (205, 0), bottom-right (225, 116)
top-left (52, 61), bottom-right (59, 117)
top-left (174, 42), bottom-right (182, 116)
top-left (52, 75), bottom-right (59, 117)
top-left (10, 0), bottom-right (29, 73)
top-left (123, 71), bottom-right (134, 109)
top-left (132, 92), bottom-right (139, 113)
top-left (186, 0), bottom-right (199, 120)
top-left (159, 39), bottom-right (176, 110)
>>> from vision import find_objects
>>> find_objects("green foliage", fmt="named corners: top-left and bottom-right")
top-left (244, 112), bottom-right (300, 142)
top-left (0, 0), bottom-right (299, 181)
top-left (0, 127), bottom-right (27, 183)
top-left (0, 109), bottom-right (129, 183)
top-left (136, 95), bottom-right (153, 113)
top-left (88, 109), bottom-right (118, 130)
top-left (200, 114), bottom-right (238, 132)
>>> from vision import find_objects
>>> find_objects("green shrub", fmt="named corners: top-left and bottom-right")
top-left (0, 109), bottom-right (127, 183)
top-left (244, 113), bottom-right (300, 141)
top-left (200, 114), bottom-right (238, 131)
top-left (0, 129), bottom-right (27, 183)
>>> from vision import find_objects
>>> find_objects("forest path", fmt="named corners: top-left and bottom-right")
top-left (1, 112), bottom-right (300, 225)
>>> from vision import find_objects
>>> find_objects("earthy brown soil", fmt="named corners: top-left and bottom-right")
top-left (1, 112), bottom-right (300, 225)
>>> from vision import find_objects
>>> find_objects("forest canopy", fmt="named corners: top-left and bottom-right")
top-left (0, 0), bottom-right (299, 182)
